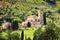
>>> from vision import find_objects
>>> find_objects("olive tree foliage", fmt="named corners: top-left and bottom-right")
top-left (0, 0), bottom-right (18, 4)
top-left (57, 8), bottom-right (60, 13)
top-left (33, 22), bottom-right (60, 40)
top-left (0, 0), bottom-right (32, 22)
top-left (0, 0), bottom-right (43, 4)
top-left (0, 2), bottom-right (23, 23)
top-left (9, 32), bottom-right (20, 40)
top-left (0, 0), bottom-right (59, 23)
top-left (0, 30), bottom-right (21, 40)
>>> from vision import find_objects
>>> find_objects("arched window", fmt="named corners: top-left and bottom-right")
top-left (27, 22), bottom-right (31, 27)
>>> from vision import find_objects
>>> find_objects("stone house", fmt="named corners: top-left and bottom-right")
top-left (19, 10), bottom-right (44, 28)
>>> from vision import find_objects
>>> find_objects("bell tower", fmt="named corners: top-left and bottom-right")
top-left (38, 10), bottom-right (44, 25)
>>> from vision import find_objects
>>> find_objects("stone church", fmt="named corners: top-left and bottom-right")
top-left (19, 10), bottom-right (44, 28)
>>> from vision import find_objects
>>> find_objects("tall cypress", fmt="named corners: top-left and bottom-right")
top-left (21, 30), bottom-right (24, 40)
top-left (43, 13), bottom-right (46, 25)
top-left (11, 21), bottom-right (18, 30)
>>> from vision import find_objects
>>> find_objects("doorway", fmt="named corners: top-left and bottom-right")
top-left (27, 22), bottom-right (31, 27)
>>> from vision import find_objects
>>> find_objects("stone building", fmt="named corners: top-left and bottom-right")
top-left (19, 10), bottom-right (44, 28)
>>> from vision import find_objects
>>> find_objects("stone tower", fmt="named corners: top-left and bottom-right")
top-left (38, 10), bottom-right (44, 25)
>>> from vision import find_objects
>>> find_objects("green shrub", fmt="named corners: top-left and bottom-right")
top-left (57, 8), bottom-right (60, 13)
top-left (33, 23), bottom-right (60, 40)
top-left (26, 37), bottom-right (31, 40)
top-left (9, 32), bottom-right (20, 40)
top-left (0, 32), bottom-right (8, 40)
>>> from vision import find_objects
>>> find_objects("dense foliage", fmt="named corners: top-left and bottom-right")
top-left (33, 22), bottom-right (60, 40)
top-left (0, 0), bottom-right (60, 40)
top-left (0, 0), bottom-right (59, 23)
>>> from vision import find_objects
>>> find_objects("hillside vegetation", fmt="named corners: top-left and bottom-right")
top-left (0, 0), bottom-right (60, 40)
top-left (0, 0), bottom-right (60, 22)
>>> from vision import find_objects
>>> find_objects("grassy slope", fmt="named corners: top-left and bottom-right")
top-left (24, 28), bottom-right (37, 40)
top-left (11, 28), bottom-right (38, 40)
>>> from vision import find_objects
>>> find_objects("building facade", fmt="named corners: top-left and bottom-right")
top-left (19, 10), bottom-right (44, 28)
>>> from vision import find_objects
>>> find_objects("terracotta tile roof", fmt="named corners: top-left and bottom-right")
top-left (0, 1), bottom-right (7, 8)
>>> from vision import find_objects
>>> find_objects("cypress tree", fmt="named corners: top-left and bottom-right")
top-left (11, 21), bottom-right (18, 30)
top-left (43, 13), bottom-right (46, 25)
top-left (21, 30), bottom-right (24, 40)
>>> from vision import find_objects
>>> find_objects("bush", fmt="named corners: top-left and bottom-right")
top-left (33, 23), bottom-right (60, 40)
top-left (26, 37), bottom-right (31, 40)
top-left (0, 32), bottom-right (8, 40)
top-left (57, 8), bottom-right (60, 13)
top-left (9, 32), bottom-right (20, 40)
